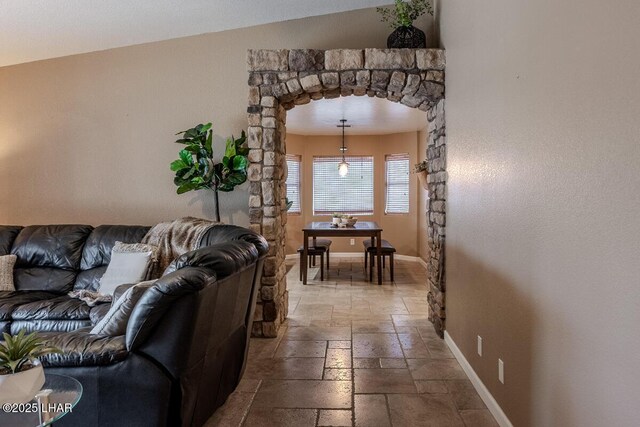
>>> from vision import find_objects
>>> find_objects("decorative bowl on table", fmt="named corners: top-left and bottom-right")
top-left (340, 217), bottom-right (358, 227)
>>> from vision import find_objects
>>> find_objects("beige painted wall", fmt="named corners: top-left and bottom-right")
top-left (0, 7), bottom-right (436, 226)
top-left (285, 132), bottom-right (420, 256)
top-left (440, 0), bottom-right (640, 425)
top-left (417, 127), bottom-right (429, 262)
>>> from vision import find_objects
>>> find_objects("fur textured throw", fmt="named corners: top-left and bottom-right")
top-left (68, 289), bottom-right (112, 307)
top-left (142, 216), bottom-right (220, 278)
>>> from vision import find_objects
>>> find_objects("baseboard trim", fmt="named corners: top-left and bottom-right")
top-left (444, 331), bottom-right (513, 427)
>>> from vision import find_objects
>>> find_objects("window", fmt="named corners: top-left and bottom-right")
top-left (385, 153), bottom-right (410, 214)
top-left (313, 156), bottom-right (374, 215)
top-left (285, 154), bottom-right (301, 214)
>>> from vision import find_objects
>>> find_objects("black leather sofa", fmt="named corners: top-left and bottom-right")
top-left (0, 223), bottom-right (268, 427)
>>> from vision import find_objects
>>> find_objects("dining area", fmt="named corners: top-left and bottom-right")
top-left (298, 220), bottom-right (396, 285)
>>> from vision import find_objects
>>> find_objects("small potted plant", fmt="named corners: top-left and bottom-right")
top-left (332, 213), bottom-right (342, 226)
top-left (0, 330), bottom-right (60, 404)
top-left (414, 160), bottom-right (429, 190)
top-left (377, 0), bottom-right (434, 48)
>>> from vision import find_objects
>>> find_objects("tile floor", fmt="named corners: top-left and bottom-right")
top-left (206, 257), bottom-right (498, 427)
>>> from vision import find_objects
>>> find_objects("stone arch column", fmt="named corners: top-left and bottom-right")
top-left (246, 48), bottom-right (447, 338)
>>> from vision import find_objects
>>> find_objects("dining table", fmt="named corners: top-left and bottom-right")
top-left (301, 221), bottom-right (384, 285)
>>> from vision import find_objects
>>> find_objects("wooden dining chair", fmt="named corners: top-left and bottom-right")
top-left (363, 238), bottom-right (396, 281)
top-left (297, 239), bottom-right (332, 281)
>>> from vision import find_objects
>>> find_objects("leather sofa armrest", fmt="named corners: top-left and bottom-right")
top-left (199, 224), bottom-right (269, 257)
top-left (113, 283), bottom-right (137, 301)
top-left (39, 329), bottom-right (128, 367)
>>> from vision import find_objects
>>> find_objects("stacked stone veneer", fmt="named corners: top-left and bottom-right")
top-left (246, 48), bottom-right (447, 338)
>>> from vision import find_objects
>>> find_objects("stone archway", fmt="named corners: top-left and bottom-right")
top-left (246, 48), bottom-right (446, 338)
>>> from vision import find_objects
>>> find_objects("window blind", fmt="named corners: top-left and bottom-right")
top-left (313, 156), bottom-right (374, 215)
top-left (285, 154), bottom-right (301, 214)
top-left (385, 153), bottom-right (410, 214)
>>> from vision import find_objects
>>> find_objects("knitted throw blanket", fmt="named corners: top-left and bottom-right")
top-left (142, 216), bottom-right (220, 278)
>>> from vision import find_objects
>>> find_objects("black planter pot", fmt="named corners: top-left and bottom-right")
top-left (387, 25), bottom-right (426, 49)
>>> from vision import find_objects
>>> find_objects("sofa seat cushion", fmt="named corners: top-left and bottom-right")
top-left (12, 295), bottom-right (98, 321)
top-left (39, 329), bottom-right (128, 367)
top-left (0, 290), bottom-right (60, 321)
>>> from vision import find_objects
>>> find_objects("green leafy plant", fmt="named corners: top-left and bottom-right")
top-left (0, 330), bottom-right (60, 375)
top-left (285, 197), bottom-right (293, 211)
top-left (171, 123), bottom-right (249, 222)
top-left (377, 0), bottom-right (433, 29)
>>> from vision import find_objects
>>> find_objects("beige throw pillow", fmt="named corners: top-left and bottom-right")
top-left (98, 242), bottom-right (158, 295)
top-left (0, 254), bottom-right (17, 292)
top-left (90, 280), bottom-right (154, 336)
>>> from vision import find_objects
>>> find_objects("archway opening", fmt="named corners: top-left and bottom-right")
top-left (246, 49), bottom-right (446, 338)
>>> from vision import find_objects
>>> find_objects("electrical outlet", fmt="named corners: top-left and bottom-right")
top-left (498, 359), bottom-right (505, 384)
top-left (350, 239), bottom-right (355, 245)
top-left (477, 336), bottom-right (483, 357)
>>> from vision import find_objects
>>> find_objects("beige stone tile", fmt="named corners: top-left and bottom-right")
top-left (285, 326), bottom-right (351, 341)
top-left (353, 358), bottom-right (380, 369)
top-left (393, 326), bottom-right (419, 334)
top-left (204, 391), bottom-right (254, 427)
top-left (329, 340), bottom-right (351, 349)
top-left (325, 348), bottom-right (352, 368)
top-left (402, 346), bottom-right (432, 359)
top-left (352, 320), bottom-right (396, 333)
top-left (318, 409), bottom-right (353, 426)
top-left (424, 337), bottom-right (455, 359)
top-left (252, 379), bottom-right (352, 409)
top-left (235, 378), bottom-right (262, 393)
top-left (397, 332), bottom-right (424, 349)
top-left (446, 380), bottom-right (487, 410)
top-left (415, 380), bottom-right (449, 394)
top-left (407, 359), bottom-right (467, 380)
top-left (387, 394), bottom-right (464, 427)
top-left (459, 409), bottom-right (499, 427)
top-left (391, 314), bottom-right (431, 327)
top-left (352, 333), bottom-right (403, 358)
top-left (354, 368), bottom-right (417, 394)
top-left (244, 358), bottom-right (324, 380)
top-left (275, 340), bottom-right (327, 358)
top-left (243, 407), bottom-right (318, 427)
top-left (379, 358), bottom-right (407, 368)
top-left (324, 368), bottom-right (352, 381)
top-left (354, 394), bottom-right (391, 427)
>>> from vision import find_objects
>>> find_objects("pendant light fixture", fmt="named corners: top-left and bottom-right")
top-left (337, 119), bottom-right (351, 177)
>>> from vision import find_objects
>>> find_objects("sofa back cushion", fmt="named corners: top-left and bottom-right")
top-left (11, 225), bottom-right (93, 293)
top-left (0, 226), bottom-right (22, 255)
top-left (75, 225), bottom-right (150, 291)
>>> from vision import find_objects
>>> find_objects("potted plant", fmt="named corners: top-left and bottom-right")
top-left (0, 330), bottom-right (60, 404)
top-left (331, 213), bottom-right (342, 225)
top-left (377, 0), bottom-right (433, 48)
top-left (170, 123), bottom-right (249, 222)
top-left (414, 160), bottom-right (429, 190)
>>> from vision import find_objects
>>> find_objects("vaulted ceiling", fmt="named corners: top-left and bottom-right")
top-left (0, 0), bottom-right (390, 67)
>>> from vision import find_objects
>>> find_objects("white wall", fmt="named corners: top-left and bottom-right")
top-left (440, 0), bottom-right (640, 425)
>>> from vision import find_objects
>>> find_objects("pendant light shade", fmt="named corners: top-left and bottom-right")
top-left (337, 119), bottom-right (351, 177)
top-left (338, 159), bottom-right (350, 177)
